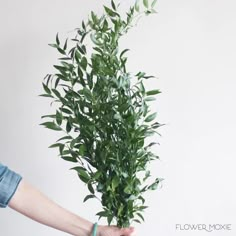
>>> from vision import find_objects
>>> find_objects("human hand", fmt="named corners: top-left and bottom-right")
top-left (97, 225), bottom-right (135, 236)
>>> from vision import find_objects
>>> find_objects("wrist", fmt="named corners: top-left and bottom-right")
top-left (69, 216), bottom-right (94, 236)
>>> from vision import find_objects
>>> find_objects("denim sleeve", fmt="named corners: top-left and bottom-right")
top-left (0, 163), bottom-right (22, 208)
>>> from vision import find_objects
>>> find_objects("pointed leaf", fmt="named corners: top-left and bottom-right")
top-left (111, 0), bottom-right (116, 10)
top-left (151, 0), bottom-right (158, 8)
top-left (61, 155), bottom-right (77, 163)
top-left (56, 135), bottom-right (72, 142)
top-left (137, 213), bottom-right (145, 222)
top-left (40, 122), bottom-right (62, 131)
top-left (48, 143), bottom-right (64, 148)
top-left (104, 6), bottom-right (119, 17)
top-left (83, 194), bottom-right (96, 202)
top-left (146, 89), bottom-right (161, 96)
top-left (63, 38), bottom-right (68, 50)
top-left (143, 0), bottom-right (149, 8)
top-left (112, 176), bottom-right (119, 190)
top-left (144, 97), bottom-right (156, 102)
top-left (120, 49), bottom-right (130, 59)
top-left (135, 0), bottom-right (140, 12)
top-left (81, 57), bottom-right (87, 70)
top-left (39, 94), bottom-right (54, 98)
top-left (60, 107), bottom-right (73, 114)
top-left (88, 183), bottom-right (95, 194)
top-left (56, 33), bottom-right (60, 45)
top-left (42, 83), bottom-right (51, 94)
top-left (144, 112), bottom-right (157, 122)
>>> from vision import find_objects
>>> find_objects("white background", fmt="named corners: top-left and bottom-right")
top-left (0, 0), bottom-right (236, 235)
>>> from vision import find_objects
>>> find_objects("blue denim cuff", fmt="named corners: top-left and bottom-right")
top-left (0, 163), bottom-right (22, 208)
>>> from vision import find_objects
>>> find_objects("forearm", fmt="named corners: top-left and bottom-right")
top-left (8, 179), bottom-right (94, 236)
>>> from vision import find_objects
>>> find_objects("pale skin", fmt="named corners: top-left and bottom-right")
top-left (8, 179), bottom-right (135, 236)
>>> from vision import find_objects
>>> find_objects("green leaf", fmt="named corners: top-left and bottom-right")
top-left (83, 88), bottom-right (93, 101)
top-left (146, 142), bottom-right (158, 148)
top-left (56, 135), bottom-right (72, 142)
top-left (133, 219), bottom-right (141, 224)
top-left (86, 72), bottom-right (93, 89)
top-left (61, 155), bottom-right (77, 163)
top-left (75, 50), bottom-right (81, 62)
top-left (82, 45), bottom-right (87, 54)
top-left (63, 38), bottom-right (68, 50)
top-left (42, 83), bottom-right (51, 94)
top-left (148, 178), bottom-right (162, 190)
top-left (143, 0), bottom-right (149, 8)
top-left (70, 166), bottom-right (86, 172)
top-left (136, 71), bottom-right (146, 80)
top-left (77, 45), bottom-right (86, 55)
top-left (145, 130), bottom-right (156, 137)
top-left (82, 20), bottom-right (86, 30)
top-left (93, 171), bottom-right (102, 180)
top-left (96, 211), bottom-right (109, 217)
top-left (77, 67), bottom-right (85, 86)
top-left (144, 97), bottom-right (156, 102)
top-left (41, 114), bottom-right (56, 119)
top-left (148, 182), bottom-right (158, 190)
top-left (104, 6), bottom-right (119, 17)
top-left (48, 43), bottom-right (58, 48)
top-left (81, 57), bottom-right (88, 70)
top-left (97, 183), bottom-right (104, 193)
top-left (91, 11), bottom-right (98, 24)
top-left (88, 183), bottom-right (95, 194)
top-left (124, 185), bottom-right (132, 194)
top-left (83, 194), bottom-right (96, 202)
top-left (93, 47), bottom-right (103, 54)
top-left (54, 65), bottom-right (67, 74)
top-left (79, 144), bottom-right (86, 156)
top-left (146, 89), bottom-right (161, 96)
top-left (112, 176), bottom-right (119, 190)
top-left (56, 110), bottom-right (63, 125)
top-left (52, 89), bottom-right (61, 98)
top-left (66, 120), bottom-right (72, 132)
top-left (152, 122), bottom-right (165, 129)
top-left (48, 143), bottom-right (64, 148)
top-left (151, 0), bottom-right (158, 8)
top-left (144, 112), bottom-right (157, 122)
top-left (135, 0), bottom-right (140, 12)
top-left (138, 205), bottom-right (148, 210)
top-left (107, 215), bottom-right (114, 225)
top-left (138, 196), bottom-right (145, 204)
top-left (40, 122), bottom-right (62, 131)
top-left (111, 0), bottom-right (116, 10)
top-left (39, 94), bottom-right (54, 98)
top-left (90, 33), bottom-right (102, 46)
top-left (55, 77), bottom-right (60, 88)
top-left (120, 49), bottom-right (130, 59)
top-left (57, 47), bottom-right (66, 55)
top-left (70, 138), bottom-right (78, 149)
top-left (140, 81), bottom-right (145, 95)
top-left (56, 33), bottom-right (60, 45)
top-left (60, 107), bottom-right (73, 114)
top-left (71, 167), bottom-right (90, 183)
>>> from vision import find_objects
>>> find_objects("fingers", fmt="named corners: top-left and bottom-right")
top-left (120, 226), bottom-right (135, 236)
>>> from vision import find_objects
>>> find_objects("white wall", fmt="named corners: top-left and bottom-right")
top-left (1, 0), bottom-right (236, 235)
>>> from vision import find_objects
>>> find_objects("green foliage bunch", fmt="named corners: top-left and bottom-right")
top-left (40, 0), bottom-right (164, 228)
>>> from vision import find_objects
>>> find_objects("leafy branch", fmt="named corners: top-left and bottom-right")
top-left (40, 0), bottom-right (163, 227)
